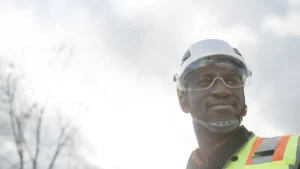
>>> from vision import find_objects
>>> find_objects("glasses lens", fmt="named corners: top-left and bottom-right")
top-left (184, 75), bottom-right (249, 91)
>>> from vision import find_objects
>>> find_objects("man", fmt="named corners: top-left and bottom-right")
top-left (173, 39), bottom-right (300, 169)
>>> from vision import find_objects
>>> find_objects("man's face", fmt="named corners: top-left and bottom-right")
top-left (182, 65), bottom-right (245, 122)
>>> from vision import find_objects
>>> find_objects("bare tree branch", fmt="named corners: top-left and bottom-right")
top-left (22, 138), bottom-right (34, 163)
top-left (0, 46), bottom-right (96, 169)
top-left (63, 47), bottom-right (74, 68)
top-left (67, 131), bottom-right (76, 169)
top-left (19, 103), bottom-right (39, 166)
top-left (0, 154), bottom-right (14, 168)
top-left (8, 96), bottom-right (24, 169)
top-left (47, 125), bottom-right (77, 169)
top-left (15, 117), bottom-right (24, 169)
top-left (56, 112), bottom-right (63, 131)
top-left (5, 66), bottom-right (27, 169)
top-left (33, 106), bottom-right (45, 169)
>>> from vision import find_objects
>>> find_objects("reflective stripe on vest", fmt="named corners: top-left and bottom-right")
top-left (224, 134), bottom-right (300, 169)
top-left (247, 135), bottom-right (287, 165)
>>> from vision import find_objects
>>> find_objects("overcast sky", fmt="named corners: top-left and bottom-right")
top-left (1, 0), bottom-right (300, 169)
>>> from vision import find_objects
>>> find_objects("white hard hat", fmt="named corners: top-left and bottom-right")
top-left (174, 39), bottom-right (252, 91)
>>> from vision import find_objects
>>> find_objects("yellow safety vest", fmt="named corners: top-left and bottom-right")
top-left (225, 134), bottom-right (300, 169)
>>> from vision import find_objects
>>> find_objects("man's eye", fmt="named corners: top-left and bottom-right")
top-left (197, 79), bottom-right (213, 85)
top-left (203, 80), bottom-right (212, 84)
top-left (226, 78), bottom-right (242, 85)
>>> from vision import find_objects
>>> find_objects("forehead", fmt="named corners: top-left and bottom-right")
top-left (185, 65), bottom-right (240, 79)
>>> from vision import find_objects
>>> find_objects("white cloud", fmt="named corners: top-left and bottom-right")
top-left (288, 0), bottom-right (300, 6)
top-left (261, 1), bottom-right (300, 36)
top-left (175, 8), bottom-right (258, 48)
top-left (243, 99), bottom-right (286, 137)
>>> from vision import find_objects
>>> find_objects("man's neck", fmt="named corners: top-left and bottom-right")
top-left (195, 127), bottom-right (238, 162)
top-left (188, 125), bottom-right (253, 169)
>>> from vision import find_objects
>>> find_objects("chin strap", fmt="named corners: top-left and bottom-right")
top-left (192, 104), bottom-right (246, 134)
top-left (193, 117), bottom-right (240, 133)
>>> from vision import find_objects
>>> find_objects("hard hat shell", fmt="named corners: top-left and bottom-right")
top-left (174, 39), bottom-right (252, 90)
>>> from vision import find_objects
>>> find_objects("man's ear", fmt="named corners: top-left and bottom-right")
top-left (243, 104), bottom-right (248, 117)
top-left (177, 89), bottom-right (189, 113)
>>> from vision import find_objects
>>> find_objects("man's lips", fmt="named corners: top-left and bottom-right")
top-left (208, 100), bottom-right (235, 107)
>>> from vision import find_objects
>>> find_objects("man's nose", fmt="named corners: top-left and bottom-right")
top-left (211, 79), bottom-right (232, 97)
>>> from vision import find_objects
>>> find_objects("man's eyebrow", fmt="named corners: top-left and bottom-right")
top-left (193, 72), bottom-right (211, 76)
top-left (185, 72), bottom-right (211, 81)
top-left (224, 72), bottom-right (241, 76)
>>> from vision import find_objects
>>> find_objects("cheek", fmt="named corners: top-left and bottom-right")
top-left (187, 93), bottom-right (207, 117)
top-left (234, 90), bottom-right (245, 110)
